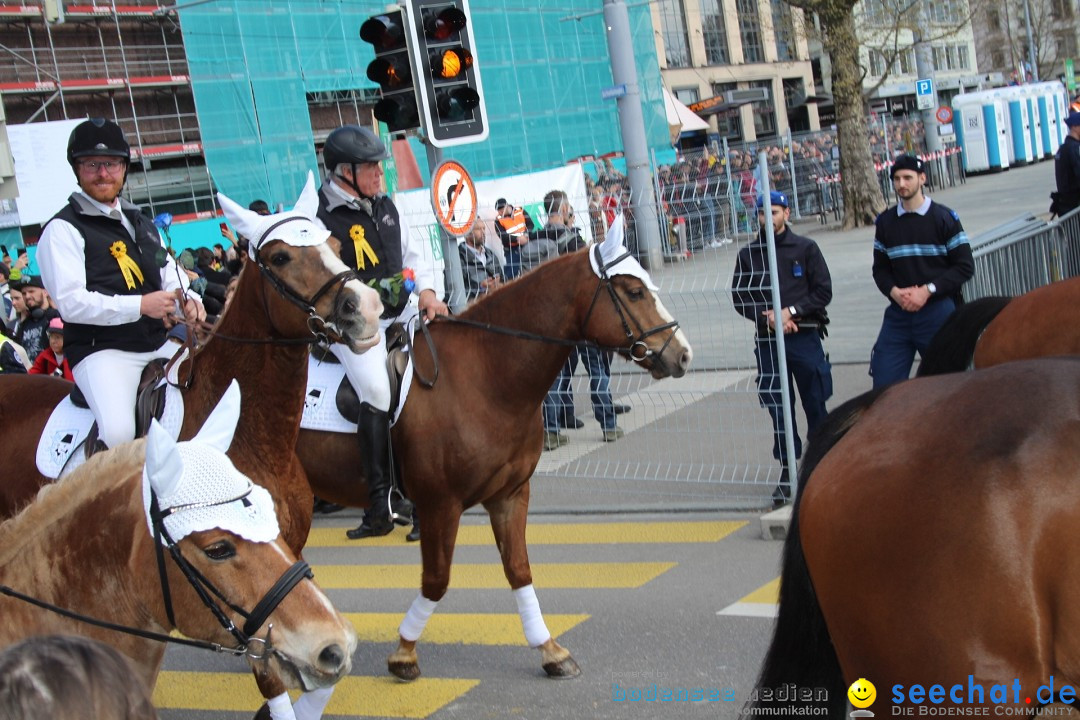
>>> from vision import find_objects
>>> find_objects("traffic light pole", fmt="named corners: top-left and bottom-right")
top-left (603, 0), bottom-right (663, 270)
top-left (426, 143), bottom-right (467, 313)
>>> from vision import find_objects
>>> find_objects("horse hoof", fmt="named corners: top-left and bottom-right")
top-left (543, 655), bottom-right (581, 679)
top-left (252, 702), bottom-right (272, 720)
top-left (388, 660), bottom-right (421, 682)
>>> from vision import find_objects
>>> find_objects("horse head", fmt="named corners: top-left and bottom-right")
top-left (143, 381), bottom-right (357, 690)
top-left (217, 171), bottom-right (382, 354)
top-left (584, 213), bottom-right (693, 379)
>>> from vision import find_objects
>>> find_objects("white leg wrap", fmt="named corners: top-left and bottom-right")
top-left (514, 584), bottom-right (551, 648)
top-left (399, 594), bottom-right (439, 642)
top-left (266, 692), bottom-right (296, 720)
top-left (292, 687), bottom-right (334, 720)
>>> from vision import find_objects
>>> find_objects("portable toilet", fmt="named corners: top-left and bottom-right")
top-left (994, 87), bottom-right (1034, 165)
top-left (952, 92), bottom-right (1010, 173)
top-left (1035, 85), bottom-right (1055, 156)
top-left (1038, 80), bottom-right (1069, 150)
top-left (1022, 86), bottom-right (1044, 160)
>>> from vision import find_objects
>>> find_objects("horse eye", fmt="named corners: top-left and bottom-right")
top-left (627, 288), bottom-right (646, 300)
top-left (203, 541), bottom-right (236, 561)
top-left (270, 251), bottom-right (290, 267)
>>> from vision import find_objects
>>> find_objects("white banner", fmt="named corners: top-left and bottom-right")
top-left (9, 119), bottom-right (82, 227)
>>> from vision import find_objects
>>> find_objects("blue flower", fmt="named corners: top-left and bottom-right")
top-left (153, 212), bottom-right (173, 229)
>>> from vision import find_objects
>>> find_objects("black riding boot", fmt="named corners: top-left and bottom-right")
top-left (346, 403), bottom-right (414, 539)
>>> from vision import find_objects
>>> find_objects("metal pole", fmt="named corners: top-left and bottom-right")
top-left (425, 144), bottom-right (466, 313)
top-left (914, 1), bottom-right (942, 152)
top-left (1023, 0), bottom-right (1039, 82)
top-left (757, 150), bottom-right (798, 496)
top-left (603, 0), bottom-right (663, 270)
top-left (786, 127), bottom-right (800, 220)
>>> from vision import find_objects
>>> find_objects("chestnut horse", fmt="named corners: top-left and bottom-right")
top-left (0, 175), bottom-right (380, 711)
top-left (0, 385), bottom-right (357, 710)
top-left (297, 223), bottom-right (693, 681)
top-left (917, 275), bottom-right (1080, 376)
top-left (750, 357), bottom-right (1080, 717)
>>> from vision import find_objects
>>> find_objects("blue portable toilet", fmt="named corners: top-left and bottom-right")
top-left (952, 92), bottom-right (1010, 173)
top-left (1021, 86), bottom-right (1044, 160)
top-left (993, 87), bottom-right (1033, 165)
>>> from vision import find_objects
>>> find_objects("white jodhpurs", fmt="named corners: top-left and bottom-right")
top-left (71, 341), bottom-right (179, 449)
top-left (329, 306), bottom-right (418, 414)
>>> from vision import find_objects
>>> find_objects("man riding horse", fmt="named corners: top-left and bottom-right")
top-left (36, 118), bottom-right (205, 450)
top-left (315, 125), bottom-right (448, 539)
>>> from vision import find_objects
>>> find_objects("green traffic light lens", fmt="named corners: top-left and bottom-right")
top-left (436, 88), bottom-right (480, 121)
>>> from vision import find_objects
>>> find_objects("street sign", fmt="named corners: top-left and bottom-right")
top-left (1067, 59), bottom-right (1076, 94)
top-left (916, 78), bottom-right (934, 110)
top-left (430, 159), bottom-right (477, 237)
top-left (935, 106), bottom-right (953, 124)
top-left (601, 84), bottom-right (626, 100)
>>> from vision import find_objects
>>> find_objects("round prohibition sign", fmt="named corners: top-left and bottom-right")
top-left (935, 106), bottom-right (953, 124)
top-left (431, 160), bottom-right (478, 237)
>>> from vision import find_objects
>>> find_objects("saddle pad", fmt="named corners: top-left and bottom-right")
top-left (36, 383), bottom-right (185, 480)
top-left (300, 353), bottom-right (415, 435)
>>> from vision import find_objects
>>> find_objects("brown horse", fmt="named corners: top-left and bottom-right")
top-left (297, 231), bottom-right (693, 681)
top-left (0, 400), bottom-right (357, 706)
top-left (917, 275), bottom-right (1080, 376)
top-left (750, 357), bottom-right (1080, 717)
top-left (0, 175), bottom-right (382, 559)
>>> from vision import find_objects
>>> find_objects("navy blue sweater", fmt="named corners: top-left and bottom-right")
top-left (872, 199), bottom-right (973, 303)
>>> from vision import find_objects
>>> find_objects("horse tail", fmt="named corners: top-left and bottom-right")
top-left (746, 387), bottom-right (888, 720)
top-left (915, 296), bottom-right (1013, 377)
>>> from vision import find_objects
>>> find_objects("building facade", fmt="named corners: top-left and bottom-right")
top-left (972, 0), bottom-right (1080, 85)
top-left (651, 0), bottom-right (819, 146)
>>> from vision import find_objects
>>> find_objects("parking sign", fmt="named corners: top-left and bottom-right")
top-left (916, 78), bottom-right (934, 110)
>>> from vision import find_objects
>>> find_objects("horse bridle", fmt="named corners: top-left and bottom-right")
top-left (250, 217), bottom-right (359, 345)
top-left (149, 483), bottom-right (313, 661)
top-left (581, 244), bottom-right (680, 372)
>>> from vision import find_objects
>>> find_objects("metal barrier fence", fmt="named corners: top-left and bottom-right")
top-left (965, 207), bottom-right (1080, 299)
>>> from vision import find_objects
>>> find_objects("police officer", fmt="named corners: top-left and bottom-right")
top-left (315, 125), bottom-right (448, 539)
top-left (1052, 111), bottom-right (1080, 217)
top-left (732, 190), bottom-right (833, 507)
top-left (870, 154), bottom-right (973, 388)
top-left (37, 118), bottom-right (203, 449)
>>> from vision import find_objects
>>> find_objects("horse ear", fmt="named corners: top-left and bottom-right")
top-left (217, 192), bottom-right (263, 247)
top-left (191, 379), bottom-right (241, 453)
top-left (146, 419), bottom-right (184, 499)
top-left (600, 211), bottom-right (625, 263)
top-left (292, 170), bottom-right (319, 220)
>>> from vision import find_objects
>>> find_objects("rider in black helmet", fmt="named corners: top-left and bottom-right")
top-left (36, 118), bottom-right (205, 449)
top-left (315, 124), bottom-right (448, 541)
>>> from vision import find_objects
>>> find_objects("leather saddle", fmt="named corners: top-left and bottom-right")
top-left (70, 359), bottom-right (170, 458)
top-left (312, 323), bottom-right (409, 423)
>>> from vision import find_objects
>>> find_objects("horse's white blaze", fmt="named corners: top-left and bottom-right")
top-left (651, 292), bottom-right (694, 362)
top-left (314, 242), bottom-right (380, 344)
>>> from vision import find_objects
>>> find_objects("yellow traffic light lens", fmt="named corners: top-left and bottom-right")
top-left (367, 57), bottom-right (411, 89)
top-left (441, 51), bottom-right (461, 78)
top-left (430, 48), bottom-right (473, 79)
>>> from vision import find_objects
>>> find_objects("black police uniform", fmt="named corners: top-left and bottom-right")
top-left (731, 223), bottom-right (833, 470)
top-left (1053, 134), bottom-right (1080, 216)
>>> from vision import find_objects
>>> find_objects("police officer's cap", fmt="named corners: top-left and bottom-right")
top-left (1066, 111), bottom-right (1080, 128)
top-left (323, 125), bottom-right (389, 169)
top-left (756, 190), bottom-right (789, 209)
top-left (890, 154), bottom-right (925, 177)
top-left (67, 118), bottom-right (130, 167)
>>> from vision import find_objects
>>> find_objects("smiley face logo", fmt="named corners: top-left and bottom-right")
top-left (848, 678), bottom-right (876, 709)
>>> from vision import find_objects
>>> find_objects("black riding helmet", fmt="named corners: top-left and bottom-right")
top-left (323, 125), bottom-right (388, 198)
top-left (67, 118), bottom-right (130, 168)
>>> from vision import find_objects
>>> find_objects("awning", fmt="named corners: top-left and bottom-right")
top-left (663, 88), bottom-right (709, 144)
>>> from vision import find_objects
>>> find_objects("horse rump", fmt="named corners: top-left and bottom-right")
top-left (915, 296), bottom-right (1012, 377)
top-left (744, 388), bottom-right (887, 720)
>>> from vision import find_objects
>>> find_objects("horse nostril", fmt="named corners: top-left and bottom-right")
top-left (318, 643), bottom-right (346, 672)
top-left (341, 299), bottom-right (357, 315)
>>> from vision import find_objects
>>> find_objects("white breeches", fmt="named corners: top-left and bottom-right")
top-left (329, 306), bottom-right (418, 413)
top-left (71, 341), bottom-right (179, 449)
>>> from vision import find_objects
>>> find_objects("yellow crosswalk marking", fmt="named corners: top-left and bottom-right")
top-left (345, 612), bottom-right (589, 645)
top-left (717, 578), bottom-right (779, 617)
top-left (314, 562), bottom-right (675, 589)
top-left (305, 521), bottom-right (745, 548)
top-left (153, 672), bottom-right (479, 718)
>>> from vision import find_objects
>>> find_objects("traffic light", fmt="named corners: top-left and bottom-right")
top-left (360, 10), bottom-right (420, 134)
top-left (406, 0), bottom-right (489, 148)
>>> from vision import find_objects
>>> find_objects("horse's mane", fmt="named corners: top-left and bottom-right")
top-left (0, 440), bottom-right (145, 563)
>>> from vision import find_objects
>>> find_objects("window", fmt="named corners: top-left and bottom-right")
top-left (782, 77), bottom-right (805, 108)
top-left (751, 79), bottom-right (776, 137)
top-left (990, 49), bottom-right (1005, 68)
top-left (956, 45), bottom-right (969, 70)
top-left (772, 0), bottom-right (798, 62)
top-left (711, 81), bottom-right (743, 140)
top-left (701, 0), bottom-right (730, 65)
top-left (1052, 0), bottom-right (1075, 20)
top-left (675, 87), bottom-right (700, 105)
top-left (945, 45), bottom-right (957, 70)
top-left (861, 0), bottom-right (889, 26)
top-left (737, 0), bottom-right (764, 63)
top-left (658, 0), bottom-right (691, 68)
top-left (898, 47), bottom-right (914, 74)
top-left (929, 0), bottom-right (962, 24)
top-left (987, 8), bottom-right (1000, 30)
top-left (868, 49), bottom-right (885, 77)
top-left (931, 46), bottom-right (944, 71)
top-left (1057, 29), bottom-right (1079, 58)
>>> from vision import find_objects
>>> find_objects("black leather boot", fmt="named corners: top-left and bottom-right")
top-left (346, 403), bottom-right (414, 539)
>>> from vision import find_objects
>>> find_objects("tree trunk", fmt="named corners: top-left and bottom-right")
top-left (821, 7), bottom-right (886, 229)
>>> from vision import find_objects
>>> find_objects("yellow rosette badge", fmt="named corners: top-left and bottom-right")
top-left (349, 224), bottom-right (379, 270)
top-left (110, 241), bottom-right (145, 290)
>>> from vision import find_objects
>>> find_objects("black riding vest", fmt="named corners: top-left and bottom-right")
top-left (317, 189), bottom-right (407, 318)
top-left (45, 196), bottom-right (167, 366)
